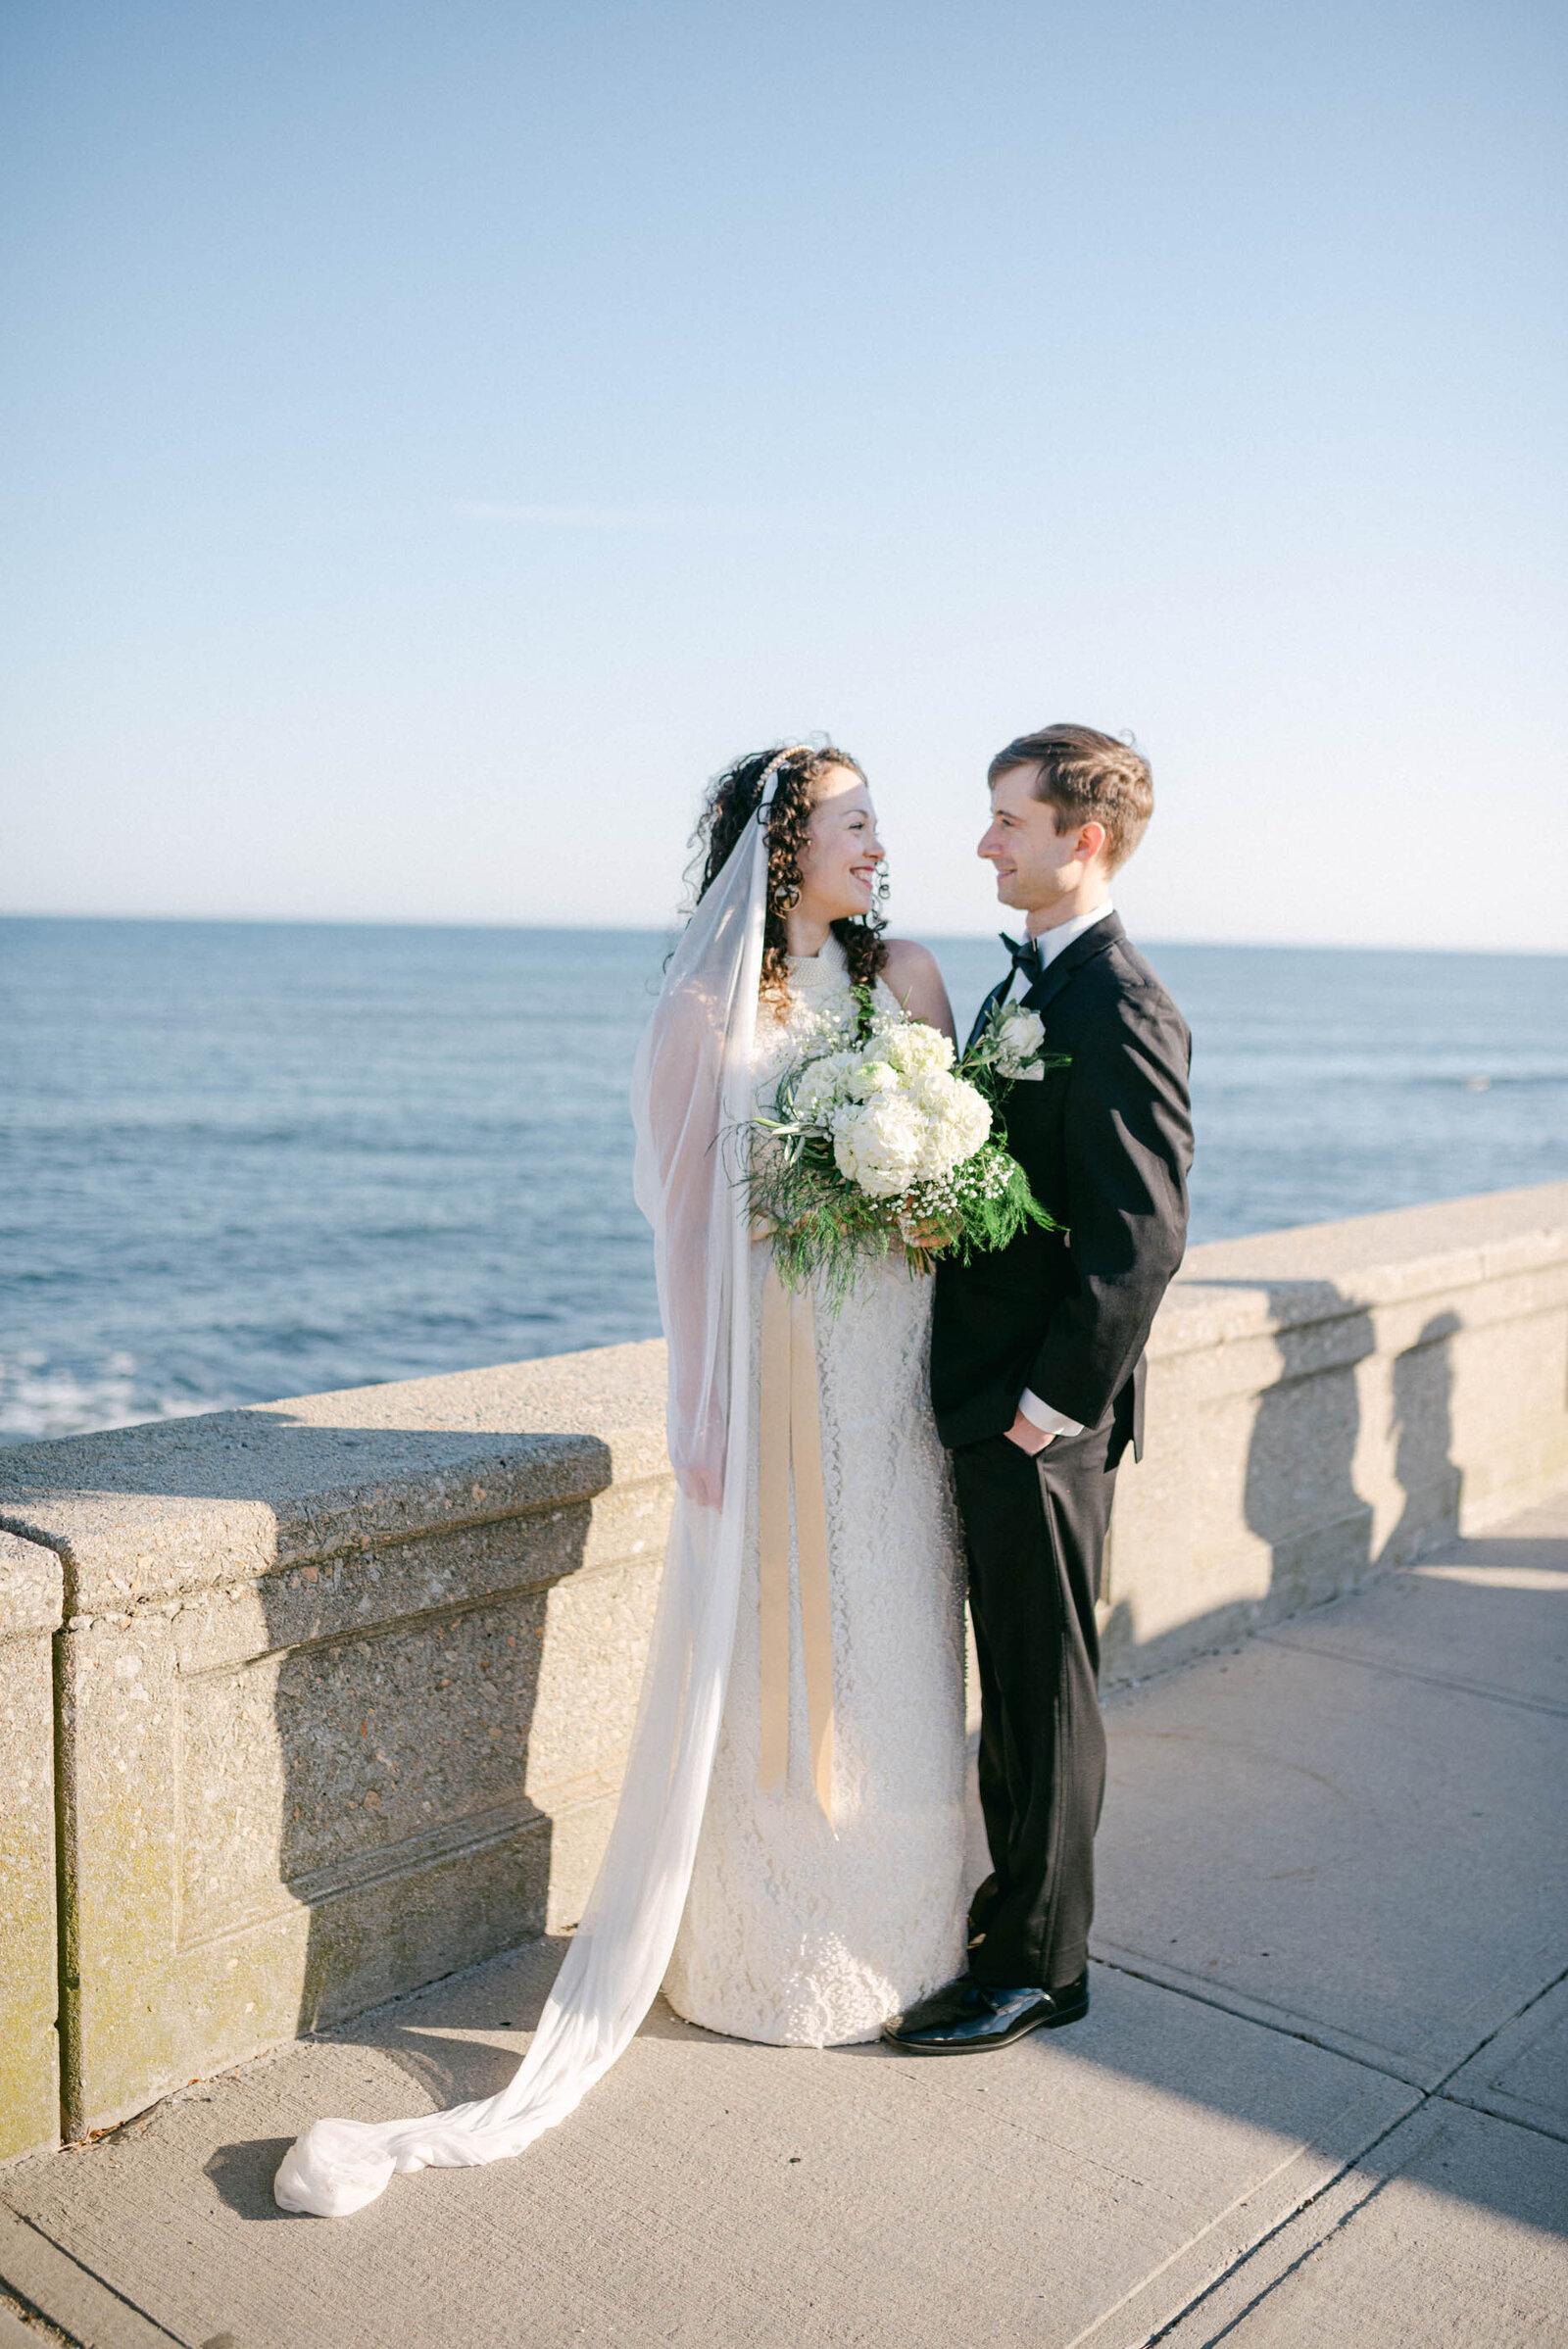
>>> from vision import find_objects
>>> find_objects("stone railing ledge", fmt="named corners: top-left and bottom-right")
top-left (1152, 1182), bottom-right (1568, 1362)
top-left (0, 1341), bottom-right (677, 2137)
top-left (1, 1187), bottom-right (1564, 2143)
top-left (0, 1339), bottom-right (670, 1616)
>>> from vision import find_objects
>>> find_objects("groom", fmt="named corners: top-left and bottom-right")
top-left (887, 723), bottom-right (1193, 2054)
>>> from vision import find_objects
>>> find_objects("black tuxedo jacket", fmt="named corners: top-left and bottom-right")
top-left (931, 913), bottom-right (1193, 1453)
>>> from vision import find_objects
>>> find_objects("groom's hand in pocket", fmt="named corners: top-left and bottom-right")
top-left (1004, 1407), bottom-right (1054, 1456)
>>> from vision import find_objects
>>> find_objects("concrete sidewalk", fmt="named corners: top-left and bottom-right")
top-left (3, 1494), bottom-right (1565, 2349)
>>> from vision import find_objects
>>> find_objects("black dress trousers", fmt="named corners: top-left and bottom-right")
top-left (952, 1417), bottom-right (1117, 1992)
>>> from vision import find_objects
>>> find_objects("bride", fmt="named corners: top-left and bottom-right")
top-left (275, 741), bottom-right (968, 2215)
top-left (666, 741), bottom-right (967, 2044)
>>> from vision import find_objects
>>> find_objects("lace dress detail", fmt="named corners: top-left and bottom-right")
top-left (662, 934), bottom-right (968, 2045)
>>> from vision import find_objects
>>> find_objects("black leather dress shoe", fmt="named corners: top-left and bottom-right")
top-left (881, 1972), bottom-right (1089, 2054)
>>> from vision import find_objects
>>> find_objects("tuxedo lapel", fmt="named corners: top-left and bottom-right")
top-left (1020, 911), bottom-right (1125, 1019)
top-left (964, 972), bottom-right (1015, 1052)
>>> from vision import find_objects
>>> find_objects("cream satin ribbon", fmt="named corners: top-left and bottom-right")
top-left (758, 1254), bottom-right (836, 1821)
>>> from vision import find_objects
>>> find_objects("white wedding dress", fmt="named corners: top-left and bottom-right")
top-left (664, 936), bottom-right (968, 2045)
top-left (273, 767), bottom-right (967, 2217)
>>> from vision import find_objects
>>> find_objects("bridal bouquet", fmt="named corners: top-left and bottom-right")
top-left (748, 989), bottom-right (1065, 1299)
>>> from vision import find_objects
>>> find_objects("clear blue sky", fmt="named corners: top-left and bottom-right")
top-left (4, 1), bottom-right (1564, 947)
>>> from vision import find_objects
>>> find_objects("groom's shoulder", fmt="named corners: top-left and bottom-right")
top-left (1107, 930), bottom-right (1179, 1007)
top-left (1085, 929), bottom-right (1189, 1047)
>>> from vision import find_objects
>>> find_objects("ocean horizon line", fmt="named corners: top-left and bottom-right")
top-left (2, 910), bottom-right (1565, 961)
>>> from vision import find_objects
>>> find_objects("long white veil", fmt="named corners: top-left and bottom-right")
top-left (274, 765), bottom-right (779, 2217)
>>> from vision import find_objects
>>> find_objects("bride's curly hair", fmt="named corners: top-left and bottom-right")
top-left (689, 741), bottom-right (889, 1008)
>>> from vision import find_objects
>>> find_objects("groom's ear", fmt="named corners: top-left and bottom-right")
top-left (1073, 817), bottom-right (1109, 868)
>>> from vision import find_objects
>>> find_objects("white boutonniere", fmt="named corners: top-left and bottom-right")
top-left (965, 1001), bottom-right (1064, 1089)
top-left (991, 1003), bottom-right (1049, 1080)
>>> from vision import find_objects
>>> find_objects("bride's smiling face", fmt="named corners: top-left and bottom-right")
top-left (795, 767), bottom-right (885, 921)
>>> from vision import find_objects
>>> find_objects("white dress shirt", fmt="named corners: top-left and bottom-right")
top-left (1013, 901), bottom-right (1115, 1444)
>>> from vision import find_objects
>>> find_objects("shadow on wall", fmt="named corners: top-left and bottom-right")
top-left (1242, 1290), bottom-right (1463, 1613)
top-left (1102, 1288), bottom-right (1463, 1671)
top-left (242, 1430), bottom-right (612, 2048)
top-left (30, 1406), bottom-right (627, 2064)
top-left (1382, 1309), bottom-right (1463, 1568)
top-left (1240, 1280), bottom-right (1379, 1618)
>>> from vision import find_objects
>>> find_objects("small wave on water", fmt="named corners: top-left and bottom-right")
top-left (0, 1351), bottom-right (235, 1445)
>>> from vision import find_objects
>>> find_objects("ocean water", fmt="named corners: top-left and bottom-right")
top-left (2, 917), bottom-right (1565, 1444)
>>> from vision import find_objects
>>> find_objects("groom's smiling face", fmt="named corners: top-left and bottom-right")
top-left (979, 765), bottom-right (1108, 921)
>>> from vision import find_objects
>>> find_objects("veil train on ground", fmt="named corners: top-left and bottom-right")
top-left (273, 761), bottom-right (786, 2217)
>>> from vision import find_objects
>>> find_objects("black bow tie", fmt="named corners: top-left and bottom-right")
top-left (1002, 931), bottom-right (1045, 990)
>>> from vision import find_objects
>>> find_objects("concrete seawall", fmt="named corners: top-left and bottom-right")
top-left (2, 1180), bottom-right (1565, 2157)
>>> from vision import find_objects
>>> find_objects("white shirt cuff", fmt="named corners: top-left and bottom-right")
top-left (1017, 1388), bottom-right (1086, 1441)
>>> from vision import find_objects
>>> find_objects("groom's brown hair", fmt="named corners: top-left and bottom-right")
top-left (989, 724), bottom-right (1153, 873)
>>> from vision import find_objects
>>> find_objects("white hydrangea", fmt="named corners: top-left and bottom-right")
top-left (830, 1094), bottom-right (927, 1197)
top-left (908, 1069), bottom-right (991, 1180)
top-left (845, 1055), bottom-right (902, 1100)
top-left (824, 1062), bottom-right (989, 1197)
top-left (864, 1020), bottom-right (954, 1079)
top-left (791, 1050), bottom-right (860, 1124)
